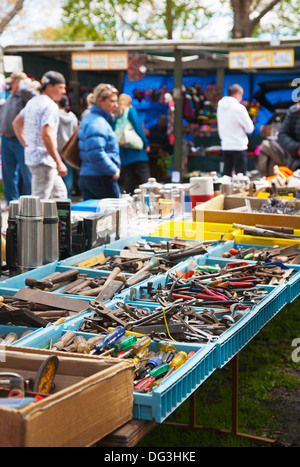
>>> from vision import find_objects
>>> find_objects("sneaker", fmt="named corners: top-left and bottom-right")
top-left (2, 205), bottom-right (9, 213)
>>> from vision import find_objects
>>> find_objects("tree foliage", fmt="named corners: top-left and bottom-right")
top-left (55, 0), bottom-right (214, 41)
top-left (0, 0), bottom-right (24, 35)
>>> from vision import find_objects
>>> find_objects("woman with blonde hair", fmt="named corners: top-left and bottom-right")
top-left (78, 83), bottom-right (121, 200)
top-left (115, 93), bottom-right (150, 194)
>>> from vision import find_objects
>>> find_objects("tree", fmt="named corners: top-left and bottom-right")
top-left (0, 0), bottom-right (25, 35)
top-left (53, 0), bottom-right (214, 41)
top-left (230, 0), bottom-right (293, 38)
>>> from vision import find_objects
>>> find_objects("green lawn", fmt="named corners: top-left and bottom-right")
top-left (137, 297), bottom-right (300, 447)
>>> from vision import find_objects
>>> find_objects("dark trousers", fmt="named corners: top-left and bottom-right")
top-left (1, 135), bottom-right (32, 205)
top-left (222, 150), bottom-right (247, 176)
top-left (121, 161), bottom-right (150, 195)
top-left (78, 175), bottom-right (120, 201)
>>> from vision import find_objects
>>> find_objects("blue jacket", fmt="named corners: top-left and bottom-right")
top-left (78, 105), bottom-right (121, 177)
top-left (116, 107), bottom-right (149, 167)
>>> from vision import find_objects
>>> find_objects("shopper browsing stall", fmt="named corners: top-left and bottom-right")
top-left (0, 71), bottom-right (37, 210)
top-left (78, 83), bottom-right (121, 200)
top-left (115, 93), bottom-right (150, 195)
top-left (217, 84), bottom-right (254, 176)
top-left (13, 70), bottom-right (68, 199)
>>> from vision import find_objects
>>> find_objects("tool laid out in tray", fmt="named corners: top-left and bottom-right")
top-left (47, 327), bottom-right (195, 393)
top-left (71, 239), bottom-right (213, 274)
top-left (127, 262), bottom-right (291, 310)
top-left (222, 244), bottom-right (300, 265)
top-left (0, 292), bottom-right (90, 326)
top-left (74, 296), bottom-right (250, 344)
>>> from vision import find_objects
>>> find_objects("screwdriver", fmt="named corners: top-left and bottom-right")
top-left (134, 357), bottom-right (163, 380)
top-left (91, 326), bottom-right (125, 354)
top-left (74, 335), bottom-right (89, 354)
top-left (130, 335), bottom-right (152, 355)
top-left (111, 334), bottom-right (137, 354)
top-left (156, 350), bottom-right (176, 363)
top-left (52, 331), bottom-right (76, 350)
top-left (134, 363), bottom-right (170, 390)
top-left (161, 351), bottom-right (188, 379)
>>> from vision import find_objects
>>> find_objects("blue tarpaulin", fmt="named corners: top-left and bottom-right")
top-left (122, 71), bottom-right (300, 132)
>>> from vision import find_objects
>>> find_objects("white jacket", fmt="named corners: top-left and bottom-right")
top-left (217, 96), bottom-right (254, 150)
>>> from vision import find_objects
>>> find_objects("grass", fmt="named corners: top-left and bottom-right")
top-left (137, 297), bottom-right (300, 447)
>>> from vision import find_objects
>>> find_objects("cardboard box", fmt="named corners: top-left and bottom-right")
top-left (193, 195), bottom-right (300, 229)
top-left (0, 346), bottom-right (134, 447)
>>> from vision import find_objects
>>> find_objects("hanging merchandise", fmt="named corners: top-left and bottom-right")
top-left (127, 55), bottom-right (148, 82)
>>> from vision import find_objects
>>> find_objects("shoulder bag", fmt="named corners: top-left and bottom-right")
top-left (61, 126), bottom-right (81, 170)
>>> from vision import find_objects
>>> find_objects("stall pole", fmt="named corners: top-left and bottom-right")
top-left (173, 47), bottom-right (183, 179)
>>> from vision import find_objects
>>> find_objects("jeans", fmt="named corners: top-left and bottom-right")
top-left (78, 175), bottom-right (120, 201)
top-left (222, 150), bottom-right (247, 176)
top-left (1, 135), bottom-right (32, 205)
top-left (121, 161), bottom-right (150, 195)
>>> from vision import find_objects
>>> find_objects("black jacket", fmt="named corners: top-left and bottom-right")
top-left (278, 103), bottom-right (300, 159)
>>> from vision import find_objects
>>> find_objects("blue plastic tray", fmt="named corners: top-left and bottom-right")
top-left (0, 261), bottom-right (130, 302)
top-left (15, 323), bottom-right (216, 423)
top-left (0, 325), bottom-right (38, 345)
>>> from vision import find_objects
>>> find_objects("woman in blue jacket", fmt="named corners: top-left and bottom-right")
top-left (78, 83), bottom-right (121, 200)
top-left (115, 93), bottom-right (150, 194)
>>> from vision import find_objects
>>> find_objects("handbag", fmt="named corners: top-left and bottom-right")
top-left (115, 108), bottom-right (144, 150)
top-left (61, 126), bottom-right (81, 170)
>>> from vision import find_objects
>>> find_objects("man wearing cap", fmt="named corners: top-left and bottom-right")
top-left (0, 71), bottom-right (38, 210)
top-left (13, 70), bottom-right (68, 199)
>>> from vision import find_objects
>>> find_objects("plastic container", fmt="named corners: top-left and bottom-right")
top-left (151, 220), bottom-right (242, 241)
top-left (15, 322), bottom-right (217, 423)
top-left (190, 177), bottom-right (214, 209)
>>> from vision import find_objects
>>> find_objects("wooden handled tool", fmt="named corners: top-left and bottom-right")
top-left (25, 269), bottom-right (79, 290)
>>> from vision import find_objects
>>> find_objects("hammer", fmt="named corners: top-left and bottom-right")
top-left (25, 269), bottom-right (79, 290)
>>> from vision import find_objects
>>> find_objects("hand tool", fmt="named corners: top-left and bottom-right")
top-left (0, 332), bottom-right (19, 345)
top-left (32, 356), bottom-right (59, 394)
top-left (111, 334), bottom-right (137, 354)
top-left (125, 257), bottom-right (160, 287)
top-left (0, 356), bottom-right (59, 396)
top-left (25, 269), bottom-right (79, 290)
top-left (134, 363), bottom-right (170, 390)
top-left (233, 223), bottom-right (300, 240)
top-left (13, 288), bottom-right (90, 313)
top-left (0, 301), bottom-right (49, 328)
top-left (74, 335), bottom-right (90, 354)
top-left (52, 331), bottom-right (76, 350)
top-left (0, 372), bottom-right (25, 398)
top-left (89, 299), bottom-right (128, 327)
top-left (93, 279), bottom-right (125, 302)
top-left (91, 326), bottom-right (125, 354)
top-left (59, 273), bottom-right (89, 293)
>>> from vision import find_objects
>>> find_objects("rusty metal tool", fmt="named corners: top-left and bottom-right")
top-left (13, 288), bottom-right (90, 313)
top-left (89, 299), bottom-right (128, 327)
top-left (25, 269), bottom-right (80, 290)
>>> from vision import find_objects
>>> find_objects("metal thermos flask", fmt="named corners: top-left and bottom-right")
top-left (6, 200), bottom-right (19, 271)
top-left (41, 199), bottom-right (59, 264)
top-left (16, 196), bottom-right (43, 272)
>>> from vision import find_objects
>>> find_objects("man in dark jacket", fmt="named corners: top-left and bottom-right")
top-left (277, 103), bottom-right (300, 170)
top-left (0, 71), bottom-right (37, 210)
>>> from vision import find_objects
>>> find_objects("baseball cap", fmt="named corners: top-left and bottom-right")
top-left (5, 71), bottom-right (28, 83)
top-left (41, 71), bottom-right (66, 86)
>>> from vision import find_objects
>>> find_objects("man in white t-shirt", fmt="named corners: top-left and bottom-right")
top-left (13, 70), bottom-right (68, 199)
top-left (217, 83), bottom-right (254, 176)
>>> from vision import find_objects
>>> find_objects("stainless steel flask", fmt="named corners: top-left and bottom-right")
top-left (41, 199), bottom-right (59, 264)
top-left (16, 196), bottom-right (43, 272)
